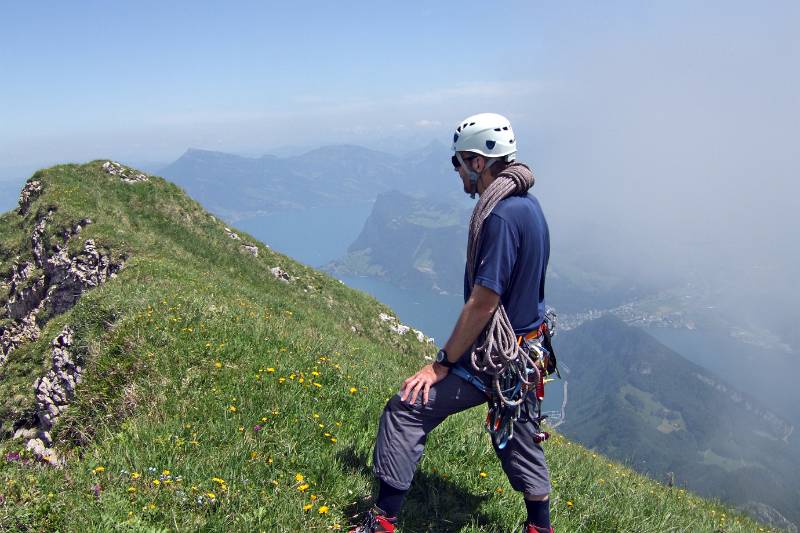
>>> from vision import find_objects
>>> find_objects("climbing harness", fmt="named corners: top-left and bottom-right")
top-left (454, 310), bottom-right (559, 449)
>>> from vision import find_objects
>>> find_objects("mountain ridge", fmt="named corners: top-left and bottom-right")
top-left (558, 315), bottom-right (799, 526)
top-left (0, 162), bottom-right (782, 531)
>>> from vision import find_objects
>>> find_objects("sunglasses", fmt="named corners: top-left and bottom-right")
top-left (451, 154), bottom-right (478, 170)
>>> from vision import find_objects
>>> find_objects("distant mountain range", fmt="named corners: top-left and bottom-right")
top-left (159, 142), bottom-right (460, 221)
top-left (558, 315), bottom-right (799, 526)
top-left (325, 191), bottom-right (468, 295)
top-left (328, 190), bottom-right (647, 312)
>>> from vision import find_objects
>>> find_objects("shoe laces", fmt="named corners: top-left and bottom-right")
top-left (351, 506), bottom-right (396, 533)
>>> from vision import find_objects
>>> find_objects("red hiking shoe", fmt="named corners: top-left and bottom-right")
top-left (525, 524), bottom-right (554, 533)
top-left (348, 506), bottom-right (397, 533)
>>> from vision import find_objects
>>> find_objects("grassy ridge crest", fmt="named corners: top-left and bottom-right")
top-left (0, 162), bottom-right (777, 531)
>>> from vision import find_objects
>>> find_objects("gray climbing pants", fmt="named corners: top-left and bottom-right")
top-left (373, 371), bottom-right (551, 497)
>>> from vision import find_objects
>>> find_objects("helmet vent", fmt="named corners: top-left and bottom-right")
top-left (469, 122), bottom-right (476, 126)
top-left (503, 127), bottom-right (509, 131)
top-left (509, 139), bottom-right (515, 144)
top-left (453, 133), bottom-right (459, 143)
top-left (494, 128), bottom-right (502, 132)
top-left (486, 140), bottom-right (496, 150)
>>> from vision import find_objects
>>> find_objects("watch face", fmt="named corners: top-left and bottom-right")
top-left (436, 350), bottom-right (445, 363)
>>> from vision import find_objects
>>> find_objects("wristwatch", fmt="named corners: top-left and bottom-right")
top-left (435, 349), bottom-right (456, 368)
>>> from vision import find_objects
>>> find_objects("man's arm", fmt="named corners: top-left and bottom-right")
top-left (442, 284), bottom-right (501, 364)
top-left (400, 285), bottom-right (500, 405)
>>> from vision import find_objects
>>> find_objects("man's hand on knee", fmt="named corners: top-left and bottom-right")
top-left (400, 363), bottom-right (449, 405)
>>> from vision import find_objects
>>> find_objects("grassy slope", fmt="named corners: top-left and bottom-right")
top-left (0, 162), bottom-right (776, 532)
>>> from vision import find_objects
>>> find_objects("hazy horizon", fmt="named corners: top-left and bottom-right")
top-left (3, 2), bottom-right (797, 361)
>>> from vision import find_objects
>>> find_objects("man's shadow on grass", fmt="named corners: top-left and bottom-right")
top-left (337, 446), bottom-right (497, 533)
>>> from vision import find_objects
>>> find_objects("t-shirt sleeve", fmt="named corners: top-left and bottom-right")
top-left (473, 214), bottom-right (518, 296)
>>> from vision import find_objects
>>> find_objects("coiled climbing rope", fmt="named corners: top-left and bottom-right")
top-left (467, 162), bottom-right (539, 407)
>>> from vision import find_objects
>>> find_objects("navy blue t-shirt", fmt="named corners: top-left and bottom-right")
top-left (464, 193), bottom-right (550, 336)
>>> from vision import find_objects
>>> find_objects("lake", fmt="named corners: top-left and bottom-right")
top-left (230, 205), bottom-right (795, 426)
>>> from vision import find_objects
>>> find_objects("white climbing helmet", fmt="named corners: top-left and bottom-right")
top-left (451, 113), bottom-right (517, 160)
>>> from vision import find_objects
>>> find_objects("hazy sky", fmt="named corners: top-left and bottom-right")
top-left (3, 1), bottom-right (795, 168)
top-left (2, 1), bottom-right (798, 318)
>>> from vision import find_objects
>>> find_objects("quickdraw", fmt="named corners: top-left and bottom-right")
top-left (455, 310), bottom-right (559, 449)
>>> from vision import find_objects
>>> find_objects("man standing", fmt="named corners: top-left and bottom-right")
top-left (350, 113), bottom-right (553, 533)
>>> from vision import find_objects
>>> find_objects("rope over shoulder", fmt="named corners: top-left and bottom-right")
top-left (467, 163), bottom-right (538, 406)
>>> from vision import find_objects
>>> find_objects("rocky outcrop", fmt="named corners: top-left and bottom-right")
top-left (224, 227), bottom-right (241, 240)
top-left (45, 239), bottom-right (123, 315)
top-left (15, 327), bottom-right (78, 465)
top-left (270, 266), bottom-right (292, 283)
top-left (101, 161), bottom-right (149, 183)
top-left (0, 315), bottom-right (41, 367)
top-left (17, 180), bottom-right (42, 216)
top-left (224, 227), bottom-right (260, 257)
top-left (241, 244), bottom-right (258, 257)
top-left (378, 312), bottom-right (434, 344)
top-left (32, 209), bottom-right (53, 267)
top-left (1, 187), bottom-right (126, 462)
top-left (1, 209), bottom-right (123, 370)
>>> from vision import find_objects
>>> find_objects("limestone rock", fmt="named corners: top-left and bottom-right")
top-left (32, 326), bottom-right (80, 436)
top-left (224, 227), bottom-right (241, 240)
top-left (102, 161), bottom-right (149, 183)
top-left (378, 313), bottom-right (433, 343)
top-left (241, 244), bottom-right (258, 257)
top-left (17, 180), bottom-right (42, 216)
top-left (270, 266), bottom-right (292, 283)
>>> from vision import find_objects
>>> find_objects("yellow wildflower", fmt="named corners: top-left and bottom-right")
top-left (229, 405), bottom-right (237, 412)
top-left (131, 472), bottom-right (141, 480)
top-left (566, 500), bottom-right (574, 508)
top-left (298, 483), bottom-right (310, 492)
top-left (303, 503), bottom-right (313, 512)
top-left (207, 492), bottom-right (216, 499)
top-left (295, 473), bottom-right (304, 482)
top-left (311, 494), bottom-right (318, 501)
top-left (313, 382), bottom-right (322, 388)
top-left (152, 479), bottom-right (160, 486)
top-left (162, 469), bottom-right (170, 476)
top-left (479, 472), bottom-right (488, 478)
top-left (214, 361), bottom-right (222, 368)
top-left (92, 466), bottom-right (105, 474)
top-left (127, 486), bottom-right (137, 493)
top-left (267, 367), bottom-right (275, 373)
top-left (350, 387), bottom-right (358, 394)
top-left (318, 505), bottom-right (330, 514)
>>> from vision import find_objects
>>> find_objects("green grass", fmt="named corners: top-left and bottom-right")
top-left (0, 162), bottom-right (780, 532)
